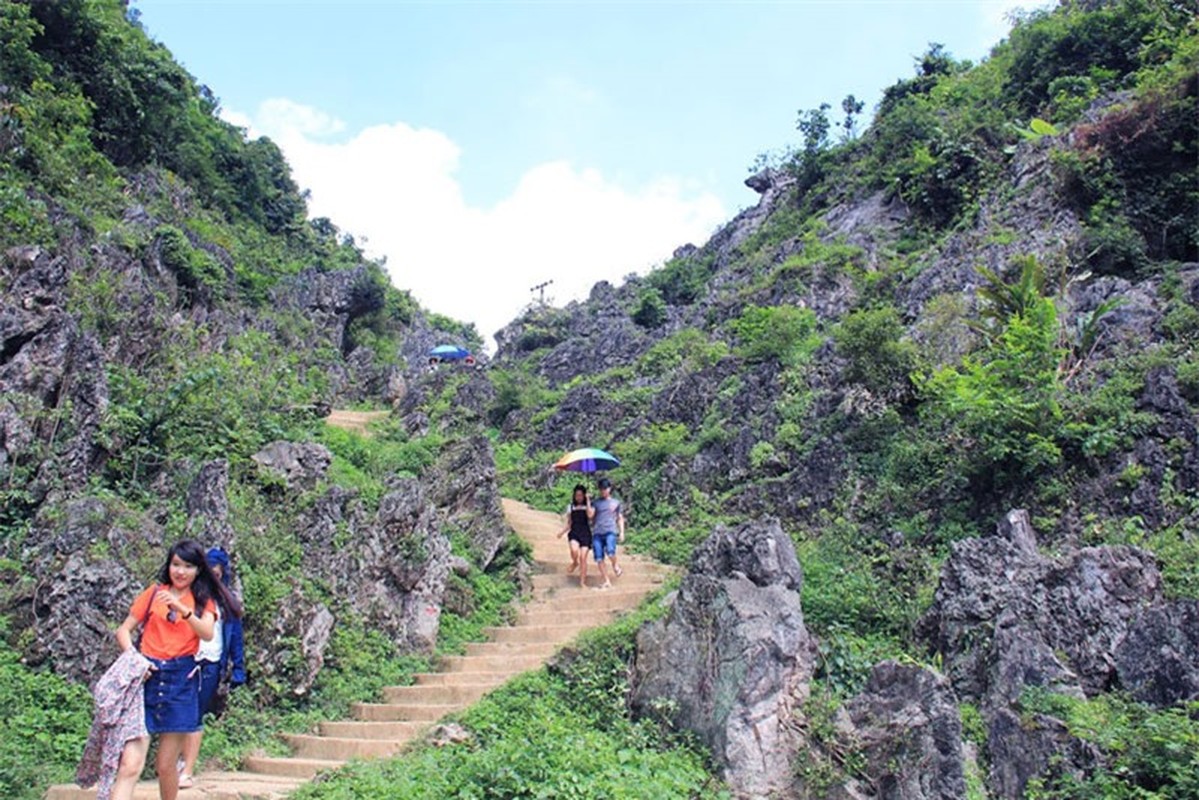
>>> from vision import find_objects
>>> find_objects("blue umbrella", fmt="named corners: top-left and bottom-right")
top-left (429, 344), bottom-right (470, 361)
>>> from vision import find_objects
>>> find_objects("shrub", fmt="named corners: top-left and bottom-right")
top-left (646, 252), bottom-right (715, 306)
top-left (632, 286), bottom-right (668, 329)
top-left (832, 306), bottom-right (918, 396)
top-left (0, 627), bottom-right (91, 800)
top-left (728, 305), bottom-right (819, 365)
top-left (155, 224), bottom-right (226, 294)
top-left (638, 329), bottom-right (728, 376)
top-left (1021, 689), bottom-right (1199, 799)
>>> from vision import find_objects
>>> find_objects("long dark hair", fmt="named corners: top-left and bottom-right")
top-left (156, 539), bottom-right (242, 620)
top-left (571, 484), bottom-right (588, 506)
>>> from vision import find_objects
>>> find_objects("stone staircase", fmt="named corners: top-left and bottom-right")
top-left (46, 498), bottom-right (672, 799)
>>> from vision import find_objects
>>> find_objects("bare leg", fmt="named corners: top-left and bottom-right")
top-left (180, 729), bottom-right (202, 784)
top-left (566, 542), bottom-right (578, 574)
top-left (156, 732), bottom-right (187, 800)
top-left (610, 554), bottom-right (622, 577)
top-left (579, 548), bottom-right (589, 587)
top-left (595, 558), bottom-right (610, 588)
top-left (111, 735), bottom-right (149, 800)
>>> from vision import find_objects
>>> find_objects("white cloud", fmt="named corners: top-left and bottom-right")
top-left (225, 99), bottom-right (727, 350)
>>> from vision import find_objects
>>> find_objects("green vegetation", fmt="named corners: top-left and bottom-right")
top-left (1022, 689), bottom-right (1199, 800)
top-left (2, 0), bottom-right (1197, 797)
top-left (0, 624), bottom-right (92, 800)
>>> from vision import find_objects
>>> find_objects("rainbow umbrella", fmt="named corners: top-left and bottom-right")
top-left (553, 447), bottom-right (620, 473)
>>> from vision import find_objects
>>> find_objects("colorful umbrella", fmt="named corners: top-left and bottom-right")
top-left (554, 447), bottom-right (620, 473)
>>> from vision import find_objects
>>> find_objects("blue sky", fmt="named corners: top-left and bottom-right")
top-left (134, 0), bottom-right (1034, 346)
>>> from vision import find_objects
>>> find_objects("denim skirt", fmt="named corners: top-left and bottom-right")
top-left (196, 660), bottom-right (222, 721)
top-left (144, 655), bottom-right (200, 734)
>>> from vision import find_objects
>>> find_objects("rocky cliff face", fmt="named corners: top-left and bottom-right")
top-left (0, 179), bottom-right (507, 694)
top-left (491, 93), bottom-right (1197, 793)
top-left (635, 511), bottom-right (1198, 799)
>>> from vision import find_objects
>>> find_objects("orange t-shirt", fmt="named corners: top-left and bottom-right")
top-left (129, 584), bottom-right (215, 660)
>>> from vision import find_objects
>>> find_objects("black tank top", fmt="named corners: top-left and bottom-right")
top-left (569, 505), bottom-right (591, 536)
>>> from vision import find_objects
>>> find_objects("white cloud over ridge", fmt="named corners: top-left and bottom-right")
top-left (228, 99), bottom-right (727, 349)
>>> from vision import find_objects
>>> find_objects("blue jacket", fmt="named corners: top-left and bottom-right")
top-left (220, 615), bottom-right (246, 685)
top-left (206, 547), bottom-right (247, 685)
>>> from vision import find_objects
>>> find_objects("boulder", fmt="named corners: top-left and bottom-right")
top-left (630, 518), bottom-right (816, 798)
top-left (986, 706), bottom-right (1102, 799)
top-left (423, 435), bottom-right (508, 569)
top-left (256, 584), bottom-right (335, 697)
top-left (185, 459), bottom-right (235, 548)
top-left (251, 441), bottom-right (332, 490)
top-left (919, 510), bottom-right (1164, 798)
top-left (1115, 599), bottom-right (1199, 707)
top-left (919, 510), bottom-right (1162, 704)
top-left (31, 554), bottom-right (140, 684)
top-left (292, 479), bottom-right (450, 653)
top-left (826, 662), bottom-right (967, 800)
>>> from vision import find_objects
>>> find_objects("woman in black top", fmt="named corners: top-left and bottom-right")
top-left (557, 484), bottom-right (594, 588)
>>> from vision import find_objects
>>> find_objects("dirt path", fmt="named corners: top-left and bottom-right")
top-left (47, 499), bottom-right (674, 799)
top-left (323, 409), bottom-right (390, 436)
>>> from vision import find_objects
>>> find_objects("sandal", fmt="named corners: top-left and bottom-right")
top-left (178, 774), bottom-right (194, 789)
top-left (614, 566), bottom-right (624, 577)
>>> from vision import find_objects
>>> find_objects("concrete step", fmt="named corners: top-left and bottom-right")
top-left (282, 733), bottom-right (407, 760)
top-left (531, 573), bottom-right (663, 593)
top-left (320, 719), bottom-right (429, 740)
top-left (439, 653), bottom-right (549, 672)
top-left (538, 560), bottom-right (674, 577)
top-left (514, 607), bottom-right (619, 625)
top-left (463, 640), bottom-right (561, 658)
top-left (45, 772), bottom-right (304, 800)
top-left (241, 756), bottom-right (344, 780)
top-left (483, 623), bottom-right (590, 644)
top-left (530, 588), bottom-right (655, 611)
top-left (381, 682), bottom-right (497, 704)
top-left (351, 701), bottom-right (464, 721)
top-left (413, 670), bottom-right (510, 686)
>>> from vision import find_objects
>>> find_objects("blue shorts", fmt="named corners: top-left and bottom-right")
top-left (593, 532), bottom-right (618, 561)
top-left (197, 660), bottom-right (222, 722)
top-left (144, 655), bottom-right (200, 734)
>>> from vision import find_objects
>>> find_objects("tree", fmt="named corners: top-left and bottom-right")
top-left (840, 94), bottom-right (865, 141)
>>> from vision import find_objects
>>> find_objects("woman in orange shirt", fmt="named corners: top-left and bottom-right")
top-left (111, 539), bottom-right (240, 800)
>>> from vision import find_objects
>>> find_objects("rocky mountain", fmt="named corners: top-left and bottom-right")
top-left (0, 3), bottom-right (514, 795)
top-left (1, 1), bottom-right (1197, 798)
top-left (485, 2), bottom-right (1199, 796)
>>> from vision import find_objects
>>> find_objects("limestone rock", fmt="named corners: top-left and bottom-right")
top-left (827, 662), bottom-right (967, 800)
top-left (31, 554), bottom-right (140, 683)
top-left (185, 459), bottom-right (235, 547)
top-left (423, 435), bottom-right (508, 569)
top-left (1115, 599), bottom-right (1199, 707)
top-left (251, 441), bottom-right (332, 490)
top-left (630, 518), bottom-right (816, 798)
top-left (987, 707), bottom-right (1100, 799)
top-left (919, 511), bottom-right (1162, 705)
top-left (257, 585), bottom-right (335, 697)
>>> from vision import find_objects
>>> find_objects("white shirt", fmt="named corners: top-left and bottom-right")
top-left (195, 605), bottom-right (223, 663)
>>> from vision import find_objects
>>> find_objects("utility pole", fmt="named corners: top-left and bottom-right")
top-left (530, 279), bottom-right (553, 306)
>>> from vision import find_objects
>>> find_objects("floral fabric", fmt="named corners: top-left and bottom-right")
top-left (76, 648), bottom-right (152, 800)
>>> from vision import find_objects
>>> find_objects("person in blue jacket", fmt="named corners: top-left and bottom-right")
top-left (178, 546), bottom-right (246, 788)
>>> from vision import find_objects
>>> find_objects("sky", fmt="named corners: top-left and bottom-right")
top-left (134, 0), bottom-right (1036, 348)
